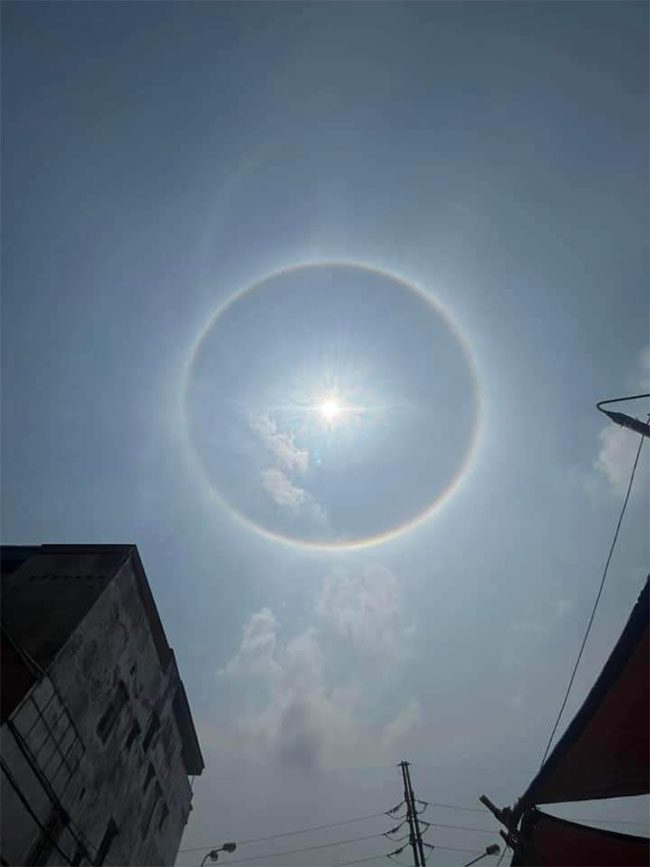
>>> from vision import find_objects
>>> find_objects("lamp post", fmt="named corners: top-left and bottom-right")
top-left (462, 844), bottom-right (500, 867)
top-left (200, 843), bottom-right (237, 866)
top-left (596, 393), bottom-right (650, 438)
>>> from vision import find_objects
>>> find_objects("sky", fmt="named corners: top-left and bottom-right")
top-left (2, 2), bottom-right (649, 866)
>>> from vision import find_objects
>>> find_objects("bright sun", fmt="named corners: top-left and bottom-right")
top-left (319, 399), bottom-right (342, 422)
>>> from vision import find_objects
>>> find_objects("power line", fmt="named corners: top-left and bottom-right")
top-left (337, 854), bottom-right (389, 866)
top-left (429, 802), bottom-right (486, 815)
top-left (217, 831), bottom-right (386, 864)
top-left (427, 845), bottom-right (483, 855)
top-left (179, 813), bottom-right (389, 853)
top-left (386, 820), bottom-right (497, 838)
top-left (540, 429), bottom-right (645, 765)
top-left (423, 822), bottom-right (496, 836)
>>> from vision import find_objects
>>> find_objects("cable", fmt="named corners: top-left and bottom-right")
top-left (496, 843), bottom-right (509, 866)
top-left (386, 821), bottom-right (496, 837)
top-left (540, 430), bottom-right (645, 765)
top-left (429, 802), bottom-right (485, 814)
top-left (425, 844), bottom-right (482, 854)
top-left (337, 853), bottom-right (390, 866)
top-left (216, 831), bottom-right (386, 864)
top-left (179, 812), bottom-right (389, 853)
top-left (182, 797), bottom-right (498, 855)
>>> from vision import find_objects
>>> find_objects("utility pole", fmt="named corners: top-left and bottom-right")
top-left (404, 762), bottom-right (427, 867)
top-left (398, 761), bottom-right (426, 867)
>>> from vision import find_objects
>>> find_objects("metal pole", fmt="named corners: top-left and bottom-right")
top-left (399, 762), bottom-right (420, 867)
top-left (403, 762), bottom-right (427, 867)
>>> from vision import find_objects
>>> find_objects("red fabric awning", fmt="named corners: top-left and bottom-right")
top-left (516, 577), bottom-right (649, 809)
top-left (511, 809), bottom-right (649, 866)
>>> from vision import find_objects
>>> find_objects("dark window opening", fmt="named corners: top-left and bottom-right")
top-left (157, 804), bottom-right (169, 832)
top-left (142, 711), bottom-right (160, 752)
top-left (124, 720), bottom-right (141, 752)
top-left (143, 763), bottom-right (155, 792)
top-left (141, 783), bottom-right (162, 839)
top-left (1, 629), bottom-right (36, 723)
top-left (96, 819), bottom-right (118, 867)
top-left (97, 682), bottom-right (128, 744)
top-left (26, 810), bottom-right (64, 866)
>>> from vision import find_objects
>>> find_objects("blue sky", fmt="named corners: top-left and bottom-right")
top-left (2, 3), bottom-right (648, 865)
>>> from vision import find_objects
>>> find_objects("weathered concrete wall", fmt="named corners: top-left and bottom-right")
top-left (1, 552), bottom-right (193, 866)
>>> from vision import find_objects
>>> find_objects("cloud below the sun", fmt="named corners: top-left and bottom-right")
top-left (249, 411), bottom-right (327, 526)
top-left (218, 564), bottom-right (422, 771)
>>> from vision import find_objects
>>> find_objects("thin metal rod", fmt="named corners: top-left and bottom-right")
top-left (596, 392), bottom-right (650, 411)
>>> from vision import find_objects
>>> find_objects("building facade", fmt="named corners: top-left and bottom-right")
top-left (1, 545), bottom-right (204, 867)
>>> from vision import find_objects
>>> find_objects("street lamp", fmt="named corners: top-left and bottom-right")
top-left (596, 393), bottom-right (650, 438)
top-left (200, 843), bottom-right (237, 866)
top-left (462, 843), bottom-right (500, 867)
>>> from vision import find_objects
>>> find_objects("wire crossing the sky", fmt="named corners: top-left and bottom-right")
top-left (540, 429), bottom-right (646, 765)
top-left (216, 832), bottom-right (386, 864)
top-left (178, 812), bottom-right (389, 853)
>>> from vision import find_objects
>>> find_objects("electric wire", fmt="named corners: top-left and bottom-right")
top-left (385, 821), bottom-right (496, 837)
top-left (179, 812), bottom-right (389, 853)
top-left (216, 831), bottom-right (386, 864)
top-left (337, 854), bottom-right (389, 866)
top-left (540, 429), bottom-right (646, 765)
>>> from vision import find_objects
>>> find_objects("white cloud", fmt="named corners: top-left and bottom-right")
top-left (595, 423), bottom-right (642, 494)
top-left (249, 412), bottom-right (327, 525)
top-left (260, 467), bottom-right (306, 514)
top-left (594, 345), bottom-right (649, 494)
top-left (219, 566), bottom-right (419, 771)
top-left (220, 607), bottom-right (280, 679)
top-left (249, 413), bottom-right (309, 474)
top-left (315, 564), bottom-right (414, 658)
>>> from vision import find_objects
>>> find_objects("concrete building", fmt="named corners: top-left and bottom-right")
top-left (1, 544), bottom-right (204, 867)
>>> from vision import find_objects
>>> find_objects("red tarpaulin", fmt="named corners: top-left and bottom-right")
top-left (508, 577), bottom-right (649, 866)
top-left (511, 809), bottom-right (649, 867)
top-left (517, 577), bottom-right (649, 809)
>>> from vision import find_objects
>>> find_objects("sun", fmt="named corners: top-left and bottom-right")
top-left (319, 398), bottom-right (342, 422)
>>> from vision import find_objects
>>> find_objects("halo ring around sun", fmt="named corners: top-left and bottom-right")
top-left (180, 261), bottom-right (482, 551)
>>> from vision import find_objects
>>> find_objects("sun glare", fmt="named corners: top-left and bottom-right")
top-left (319, 398), bottom-right (342, 422)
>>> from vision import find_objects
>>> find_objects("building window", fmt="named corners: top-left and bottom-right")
top-left (96, 819), bottom-right (118, 867)
top-left (26, 810), bottom-right (64, 866)
top-left (97, 682), bottom-right (128, 744)
top-left (124, 720), bottom-right (141, 752)
top-left (142, 711), bottom-right (160, 752)
top-left (143, 763), bottom-right (155, 792)
top-left (157, 803), bottom-right (169, 832)
top-left (141, 783), bottom-right (162, 839)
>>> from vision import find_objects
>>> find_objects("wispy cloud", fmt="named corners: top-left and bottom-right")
top-left (220, 566), bottom-right (419, 771)
top-left (249, 412), bottom-right (309, 474)
top-left (315, 564), bottom-right (415, 659)
top-left (249, 412), bottom-right (327, 526)
top-left (260, 468), bottom-right (307, 514)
